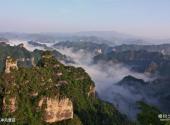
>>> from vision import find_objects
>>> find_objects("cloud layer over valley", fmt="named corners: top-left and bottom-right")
top-left (53, 46), bottom-right (157, 119)
top-left (6, 40), bottom-right (160, 120)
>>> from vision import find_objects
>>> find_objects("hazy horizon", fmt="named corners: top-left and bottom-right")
top-left (0, 0), bottom-right (170, 39)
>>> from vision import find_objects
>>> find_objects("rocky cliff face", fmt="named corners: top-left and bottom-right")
top-left (38, 97), bottom-right (73, 123)
top-left (5, 56), bottom-right (18, 73)
top-left (17, 57), bottom-right (36, 67)
top-left (5, 56), bottom-right (36, 73)
top-left (3, 96), bottom-right (17, 113)
top-left (88, 85), bottom-right (96, 97)
top-left (0, 50), bottom-right (133, 125)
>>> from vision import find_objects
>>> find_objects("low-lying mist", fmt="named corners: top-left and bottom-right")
top-left (7, 40), bottom-right (47, 51)
top-left (7, 40), bottom-right (158, 120)
top-left (53, 47), bottom-right (157, 120)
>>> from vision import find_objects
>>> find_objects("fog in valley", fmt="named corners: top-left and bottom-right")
top-left (53, 46), bottom-right (158, 119)
top-left (6, 40), bottom-right (160, 119)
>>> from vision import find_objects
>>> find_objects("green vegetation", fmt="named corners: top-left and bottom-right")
top-left (94, 50), bottom-right (170, 76)
top-left (53, 41), bottom-right (110, 53)
top-left (0, 51), bottom-right (133, 125)
top-left (0, 43), bottom-right (73, 73)
top-left (0, 43), bottom-right (168, 125)
top-left (137, 101), bottom-right (170, 125)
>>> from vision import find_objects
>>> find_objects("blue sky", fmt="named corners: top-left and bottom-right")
top-left (0, 0), bottom-right (170, 38)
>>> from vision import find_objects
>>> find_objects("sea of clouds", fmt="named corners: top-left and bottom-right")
top-left (7, 40), bottom-right (158, 120)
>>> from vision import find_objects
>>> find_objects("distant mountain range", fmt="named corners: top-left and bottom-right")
top-left (1, 31), bottom-right (170, 45)
top-left (1, 38), bottom-right (170, 124)
top-left (113, 44), bottom-right (170, 55)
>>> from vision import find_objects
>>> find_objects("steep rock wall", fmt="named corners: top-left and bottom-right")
top-left (38, 97), bottom-right (73, 123)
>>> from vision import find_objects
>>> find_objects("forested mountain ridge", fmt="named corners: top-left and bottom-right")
top-left (0, 42), bottom-right (74, 73)
top-left (0, 49), bottom-right (133, 125)
top-left (0, 41), bottom-right (169, 125)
